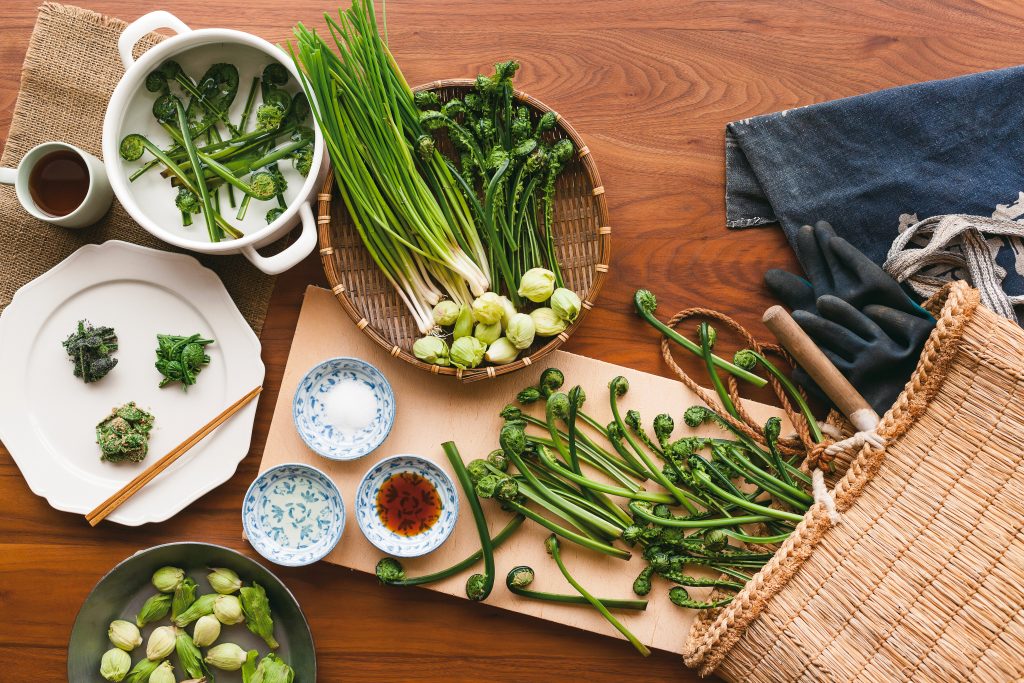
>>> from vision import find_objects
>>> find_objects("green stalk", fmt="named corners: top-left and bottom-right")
top-left (506, 567), bottom-right (648, 610)
top-left (692, 471), bottom-right (805, 522)
top-left (628, 502), bottom-right (775, 529)
top-left (443, 442), bottom-right (496, 600)
top-left (546, 536), bottom-right (650, 656)
top-left (174, 100), bottom-right (218, 242)
top-left (501, 498), bottom-right (630, 560)
top-left (535, 446), bottom-right (677, 503)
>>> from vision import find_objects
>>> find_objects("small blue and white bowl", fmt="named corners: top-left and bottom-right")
top-left (293, 357), bottom-right (396, 461)
top-left (243, 463), bottom-right (346, 567)
top-left (355, 455), bottom-right (459, 558)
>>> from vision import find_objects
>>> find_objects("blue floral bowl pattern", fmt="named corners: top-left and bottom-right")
top-left (243, 463), bottom-right (346, 567)
top-left (355, 455), bottom-right (459, 558)
top-left (293, 357), bottom-right (396, 461)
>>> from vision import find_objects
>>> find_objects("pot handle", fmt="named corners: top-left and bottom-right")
top-left (118, 11), bottom-right (191, 70)
top-left (240, 202), bottom-right (319, 275)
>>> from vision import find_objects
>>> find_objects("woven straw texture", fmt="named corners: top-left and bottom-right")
top-left (319, 79), bottom-right (610, 382)
top-left (0, 4), bottom-right (275, 334)
top-left (685, 281), bottom-right (1024, 682)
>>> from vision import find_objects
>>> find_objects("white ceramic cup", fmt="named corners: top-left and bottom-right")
top-left (0, 142), bottom-right (113, 229)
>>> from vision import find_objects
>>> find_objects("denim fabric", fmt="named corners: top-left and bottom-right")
top-left (726, 65), bottom-right (1024, 299)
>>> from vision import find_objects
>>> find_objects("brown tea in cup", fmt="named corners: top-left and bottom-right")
top-left (28, 149), bottom-right (90, 217)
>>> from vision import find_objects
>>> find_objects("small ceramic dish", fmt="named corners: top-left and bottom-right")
top-left (293, 357), bottom-right (396, 461)
top-left (355, 454), bottom-right (459, 558)
top-left (242, 463), bottom-right (345, 567)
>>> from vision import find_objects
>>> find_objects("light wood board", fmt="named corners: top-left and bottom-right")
top-left (258, 286), bottom-right (786, 654)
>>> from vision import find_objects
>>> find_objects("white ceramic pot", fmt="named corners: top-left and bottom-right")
top-left (103, 11), bottom-right (326, 275)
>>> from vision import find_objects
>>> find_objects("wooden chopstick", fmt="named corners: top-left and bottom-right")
top-left (85, 385), bottom-right (263, 526)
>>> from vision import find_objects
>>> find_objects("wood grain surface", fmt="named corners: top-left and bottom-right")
top-left (2, 1), bottom-right (1023, 680)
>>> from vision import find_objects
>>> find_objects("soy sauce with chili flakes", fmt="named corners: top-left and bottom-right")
top-left (376, 471), bottom-right (442, 536)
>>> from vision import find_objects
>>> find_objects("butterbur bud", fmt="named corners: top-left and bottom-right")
top-left (100, 648), bottom-right (131, 681)
top-left (505, 313), bottom-right (535, 350)
top-left (530, 308), bottom-right (566, 337)
top-left (205, 642), bottom-right (249, 670)
top-left (472, 292), bottom-right (505, 325)
top-left (192, 614), bottom-right (221, 647)
top-left (149, 661), bottom-right (175, 683)
top-left (151, 566), bottom-right (184, 593)
top-left (518, 268), bottom-right (555, 303)
top-left (484, 338), bottom-right (519, 365)
top-left (450, 336), bottom-right (486, 369)
top-left (108, 620), bottom-right (142, 651)
top-left (550, 288), bottom-right (581, 323)
top-left (213, 594), bottom-right (244, 625)
top-left (413, 336), bottom-right (449, 366)
top-left (207, 567), bottom-right (242, 595)
top-left (431, 300), bottom-right (460, 326)
top-left (474, 321), bottom-right (501, 345)
top-left (146, 625), bottom-right (176, 661)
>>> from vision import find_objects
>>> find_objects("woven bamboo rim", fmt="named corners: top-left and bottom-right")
top-left (318, 79), bottom-right (611, 383)
top-left (683, 281), bottom-right (1024, 680)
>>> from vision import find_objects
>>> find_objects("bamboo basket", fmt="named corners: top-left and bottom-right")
top-left (684, 281), bottom-right (1024, 682)
top-left (317, 79), bottom-right (611, 382)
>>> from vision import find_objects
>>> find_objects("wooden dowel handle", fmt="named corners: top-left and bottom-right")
top-left (762, 306), bottom-right (879, 431)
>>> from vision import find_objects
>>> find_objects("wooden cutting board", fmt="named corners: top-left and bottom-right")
top-left (258, 286), bottom-right (786, 655)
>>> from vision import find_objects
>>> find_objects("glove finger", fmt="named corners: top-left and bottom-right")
top-left (764, 269), bottom-right (817, 313)
top-left (795, 224), bottom-right (834, 295)
top-left (862, 304), bottom-right (936, 348)
top-left (792, 309), bottom-right (865, 361)
top-left (816, 294), bottom-right (885, 342)
top-left (825, 235), bottom-right (926, 315)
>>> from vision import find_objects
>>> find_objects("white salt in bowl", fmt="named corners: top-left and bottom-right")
top-left (292, 357), bottom-right (395, 461)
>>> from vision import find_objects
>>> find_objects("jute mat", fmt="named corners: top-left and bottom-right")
top-left (0, 3), bottom-right (275, 335)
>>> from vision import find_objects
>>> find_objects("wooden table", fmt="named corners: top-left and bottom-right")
top-left (1, 1), bottom-right (1020, 680)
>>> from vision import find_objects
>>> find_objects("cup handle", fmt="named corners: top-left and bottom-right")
top-left (240, 202), bottom-right (319, 275)
top-left (118, 11), bottom-right (191, 70)
top-left (0, 167), bottom-right (16, 186)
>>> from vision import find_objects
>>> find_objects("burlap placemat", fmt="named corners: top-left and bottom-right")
top-left (0, 3), bottom-right (275, 335)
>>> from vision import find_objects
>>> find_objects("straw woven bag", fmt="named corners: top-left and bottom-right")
top-left (685, 281), bottom-right (1024, 682)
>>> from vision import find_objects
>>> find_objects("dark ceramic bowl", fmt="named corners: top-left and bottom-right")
top-left (68, 542), bottom-right (315, 681)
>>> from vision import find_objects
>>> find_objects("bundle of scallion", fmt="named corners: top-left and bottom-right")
top-left (291, 0), bottom-right (490, 332)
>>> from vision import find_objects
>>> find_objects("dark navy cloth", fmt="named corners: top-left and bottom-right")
top-left (725, 65), bottom-right (1024, 299)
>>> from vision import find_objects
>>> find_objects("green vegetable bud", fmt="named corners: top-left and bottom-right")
top-left (108, 620), bottom-right (142, 651)
top-left (764, 416), bottom-right (782, 443)
top-left (214, 594), bottom-right (245, 625)
top-left (125, 658), bottom-right (160, 683)
top-left (543, 534), bottom-right (560, 557)
top-left (375, 557), bottom-right (406, 584)
top-left (171, 577), bottom-right (197, 621)
top-left (516, 386), bottom-right (542, 404)
top-left (683, 406), bottom-right (709, 428)
top-left (472, 292), bottom-right (505, 325)
top-left (499, 404), bottom-right (522, 421)
top-left (610, 375), bottom-right (630, 397)
top-left (474, 321), bottom-right (502, 345)
top-left (205, 642), bottom-right (248, 670)
top-left (535, 111), bottom-right (557, 134)
top-left (704, 529), bottom-right (728, 553)
top-left (416, 134), bottom-right (436, 160)
top-left (452, 305), bottom-right (474, 340)
top-left (466, 459), bottom-right (490, 482)
top-left (505, 313), bottom-right (536, 350)
top-left (487, 449), bottom-right (509, 472)
top-left (633, 566), bottom-right (654, 596)
top-left (172, 593), bottom-right (217, 627)
top-left (466, 573), bottom-right (488, 601)
top-left (606, 421), bottom-right (624, 440)
top-left (518, 268), bottom-right (556, 303)
top-left (622, 525), bottom-right (644, 546)
top-left (625, 409), bottom-right (642, 431)
top-left (192, 614), bottom-right (221, 648)
top-left (497, 295), bottom-right (517, 329)
top-left (653, 414), bottom-right (675, 446)
top-left (146, 625), bottom-right (176, 661)
top-left (648, 551), bottom-right (671, 573)
top-left (733, 349), bottom-right (759, 371)
top-left (432, 300), bottom-right (461, 326)
top-left (413, 336), bottom-right (450, 366)
top-left (568, 385), bottom-right (586, 408)
top-left (475, 474), bottom-right (501, 498)
top-left (207, 567), bottom-right (242, 595)
top-left (499, 423), bottom-right (526, 457)
top-left (136, 593), bottom-right (171, 628)
top-left (240, 582), bottom-right (279, 649)
top-left (485, 337), bottom-right (519, 365)
top-left (539, 368), bottom-right (564, 395)
top-left (151, 566), bottom-right (184, 593)
top-left (496, 477), bottom-right (519, 502)
top-left (633, 289), bottom-right (657, 316)
top-left (653, 504), bottom-right (672, 519)
top-left (100, 648), bottom-right (131, 681)
top-left (149, 661), bottom-right (175, 683)
top-left (450, 336), bottom-right (487, 369)
top-left (550, 288), bottom-right (582, 323)
top-left (414, 90), bottom-right (440, 108)
top-left (546, 392), bottom-right (570, 420)
top-left (700, 323), bottom-right (717, 348)
top-left (250, 652), bottom-right (293, 681)
top-left (530, 308), bottom-right (567, 337)
top-left (507, 565), bottom-right (534, 588)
